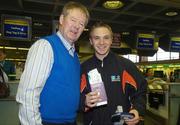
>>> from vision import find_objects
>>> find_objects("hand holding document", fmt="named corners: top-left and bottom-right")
top-left (88, 68), bottom-right (107, 106)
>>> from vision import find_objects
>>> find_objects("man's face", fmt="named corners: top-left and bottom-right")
top-left (0, 51), bottom-right (6, 61)
top-left (59, 8), bottom-right (87, 45)
top-left (147, 69), bottom-right (154, 76)
top-left (90, 27), bottom-right (112, 60)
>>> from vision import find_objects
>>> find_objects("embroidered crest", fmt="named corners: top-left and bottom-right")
top-left (111, 75), bottom-right (121, 82)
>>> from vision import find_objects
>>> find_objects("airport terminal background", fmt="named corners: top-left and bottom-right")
top-left (0, 0), bottom-right (180, 125)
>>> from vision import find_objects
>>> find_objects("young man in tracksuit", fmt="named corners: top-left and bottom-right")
top-left (80, 22), bottom-right (147, 125)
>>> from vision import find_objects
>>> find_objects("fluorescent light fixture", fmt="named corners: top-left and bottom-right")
top-left (122, 32), bottom-right (130, 35)
top-left (103, 0), bottom-right (123, 9)
top-left (146, 65), bottom-right (153, 68)
top-left (156, 65), bottom-right (163, 68)
top-left (6, 58), bottom-right (26, 61)
top-left (0, 46), bottom-right (29, 50)
top-left (34, 22), bottom-right (43, 26)
top-left (4, 47), bottom-right (17, 50)
top-left (84, 28), bottom-right (89, 31)
top-left (165, 11), bottom-right (178, 16)
top-left (18, 48), bottom-right (29, 50)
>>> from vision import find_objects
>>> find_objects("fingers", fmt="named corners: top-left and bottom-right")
top-left (125, 109), bottom-right (140, 125)
top-left (125, 120), bottom-right (139, 125)
top-left (125, 118), bottom-right (139, 125)
top-left (85, 91), bottom-right (100, 108)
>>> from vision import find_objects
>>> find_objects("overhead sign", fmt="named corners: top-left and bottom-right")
top-left (137, 33), bottom-right (154, 49)
top-left (170, 37), bottom-right (180, 52)
top-left (1, 15), bottom-right (32, 41)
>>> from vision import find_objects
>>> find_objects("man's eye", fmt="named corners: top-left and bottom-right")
top-left (104, 36), bottom-right (111, 40)
top-left (94, 37), bottom-right (100, 40)
top-left (71, 19), bottom-right (76, 22)
top-left (79, 22), bottom-right (84, 27)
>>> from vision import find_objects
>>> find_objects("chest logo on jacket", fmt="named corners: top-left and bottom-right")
top-left (111, 75), bottom-right (121, 82)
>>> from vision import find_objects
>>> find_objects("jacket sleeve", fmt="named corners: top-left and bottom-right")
top-left (128, 63), bottom-right (147, 116)
top-left (120, 57), bottom-right (147, 116)
top-left (131, 76), bottom-right (147, 116)
top-left (80, 73), bottom-right (90, 112)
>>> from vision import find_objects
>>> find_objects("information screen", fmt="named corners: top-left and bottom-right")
top-left (154, 70), bottom-right (164, 78)
top-left (137, 33), bottom-right (154, 49)
top-left (170, 37), bottom-right (180, 52)
top-left (1, 14), bottom-right (32, 41)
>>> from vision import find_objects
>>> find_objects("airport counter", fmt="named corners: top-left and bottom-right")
top-left (2, 80), bottom-right (180, 125)
top-left (0, 81), bottom-right (83, 125)
top-left (147, 80), bottom-right (180, 125)
top-left (0, 80), bottom-right (19, 125)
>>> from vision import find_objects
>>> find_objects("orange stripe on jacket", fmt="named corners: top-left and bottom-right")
top-left (80, 74), bottom-right (87, 93)
top-left (122, 70), bottom-right (137, 93)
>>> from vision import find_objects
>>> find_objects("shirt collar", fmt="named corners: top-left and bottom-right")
top-left (56, 31), bottom-right (75, 53)
top-left (93, 51), bottom-right (113, 63)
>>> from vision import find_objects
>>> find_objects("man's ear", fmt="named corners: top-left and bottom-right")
top-left (59, 14), bottom-right (64, 25)
top-left (89, 38), bottom-right (93, 45)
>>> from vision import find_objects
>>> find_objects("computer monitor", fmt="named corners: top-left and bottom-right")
top-left (154, 70), bottom-right (164, 78)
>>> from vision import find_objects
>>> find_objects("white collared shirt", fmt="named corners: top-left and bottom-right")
top-left (16, 32), bottom-right (75, 125)
top-left (57, 31), bottom-right (75, 57)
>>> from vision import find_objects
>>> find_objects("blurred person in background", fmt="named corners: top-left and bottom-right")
top-left (0, 50), bottom-right (16, 80)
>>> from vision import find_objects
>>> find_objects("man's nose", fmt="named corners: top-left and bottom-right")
top-left (99, 39), bottom-right (105, 44)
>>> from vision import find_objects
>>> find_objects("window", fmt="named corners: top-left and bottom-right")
top-left (148, 47), bottom-right (179, 61)
top-left (123, 54), bottom-right (139, 63)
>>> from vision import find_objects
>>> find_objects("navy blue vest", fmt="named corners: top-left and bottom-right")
top-left (40, 34), bottom-right (80, 123)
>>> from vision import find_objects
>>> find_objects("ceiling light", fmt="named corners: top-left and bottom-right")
top-left (103, 0), bottom-right (123, 9)
top-left (84, 28), bottom-right (89, 31)
top-left (34, 22), bottom-right (43, 26)
top-left (122, 32), bottom-right (130, 35)
top-left (165, 11), bottom-right (178, 16)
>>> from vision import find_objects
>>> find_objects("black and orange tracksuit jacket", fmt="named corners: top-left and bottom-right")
top-left (80, 51), bottom-right (147, 125)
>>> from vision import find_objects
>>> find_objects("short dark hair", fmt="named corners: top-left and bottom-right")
top-left (89, 21), bottom-right (113, 38)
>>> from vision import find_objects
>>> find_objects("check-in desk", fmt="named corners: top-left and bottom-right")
top-left (0, 81), bottom-right (19, 125)
top-left (147, 80), bottom-right (180, 125)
